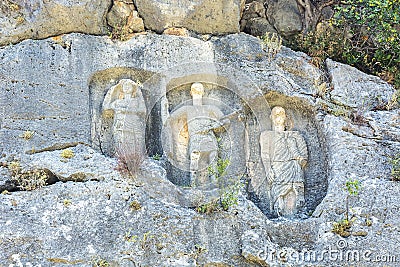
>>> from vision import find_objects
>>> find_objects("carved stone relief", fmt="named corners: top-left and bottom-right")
top-left (260, 106), bottom-right (308, 217)
top-left (163, 83), bottom-right (233, 189)
top-left (102, 79), bottom-right (147, 155)
top-left (88, 69), bottom-right (325, 220)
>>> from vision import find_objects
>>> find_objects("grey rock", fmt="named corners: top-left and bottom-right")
top-left (327, 59), bottom-right (396, 110)
top-left (21, 144), bottom-right (120, 182)
top-left (134, 0), bottom-right (246, 34)
top-left (107, 0), bottom-right (145, 33)
top-left (366, 110), bottom-right (400, 142)
top-left (0, 32), bottom-right (399, 266)
top-left (244, 17), bottom-right (277, 37)
top-left (0, 0), bottom-right (111, 46)
top-left (266, 0), bottom-right (303, 37)
top-left (240, 1), bottom-right (267, 32)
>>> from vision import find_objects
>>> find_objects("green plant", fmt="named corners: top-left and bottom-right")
top-left (389, 154), bottom-right (400, 181)
top-left (60, 149), bottom-right (74, 159)
top-left (345, 178), bottom-right (361, 220)
top-left (332, 178), bottom-right (362, 236)
top-left (207, 158), bottom-right (230, 181)
top-left (192, 244), bottom-right (208, 259)
top-left (220, 179), bottom-right (241, 211)
top-left (288, 0), bottom-right (400, 91)
top-left (345, 178), bottom-right (361, 196)
top-left (141, 231), bottom-right (155, 250)
top-left (152, 153), bottom-right (161, 160)
top-left (196, 177), bottom-right (242, 214)
top-left (260, 32), bottom-right (283, 61)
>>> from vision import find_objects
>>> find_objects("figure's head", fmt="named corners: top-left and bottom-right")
top-left (119, 79), bottom-right (137, 96)
top-left (270, 106), bottom-right (286, 130)
top-left (190, 83), bottom-right (205, 97)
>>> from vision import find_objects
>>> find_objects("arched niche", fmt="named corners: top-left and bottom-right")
top-left (162, 75), bottom-right (248, 187)
top-left (88, 67), bottom-right (156, 156)
top-left (248, 91), bottom-right (329, 218)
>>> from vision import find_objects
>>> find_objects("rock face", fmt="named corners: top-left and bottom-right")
top-left (134, 0), bottom-right (246, 33)
top-left (265, 0), bottom-right (303, 37)
top-left (0, 0), bottom-right (111, 46)
top-left (0, 33), bottom-right (399, 266)
top-left (107, 0), bottom-right (145, 33)
top-left (241, 0), bottom-right (303, 37)
top-left (327, 59), bottom-right (395, 109)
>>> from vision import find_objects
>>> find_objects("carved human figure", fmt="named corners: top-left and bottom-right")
top-left (165, 83), bottom-right (230, 188)
top-left (102, 79), bottom-right (146, 154)
top-left (260, 106), bottom-right (308, 217)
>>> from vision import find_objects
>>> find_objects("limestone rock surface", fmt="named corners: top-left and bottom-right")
top-left (327, 58), bottom-right (396, 110)
top-left (0, 0), bottom-right (111, 46)
top-left (0, 33), bottom-right (399, 266)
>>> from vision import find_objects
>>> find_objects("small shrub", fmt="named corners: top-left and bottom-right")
top-left (287, 0), bottom-right (400, 90)
top-left (332, 178), bottom-right (362, 237)
top-left (21, 130), bottom-right (34, 140)
top-left (152, 153), bottom-right (161, 160)
top-left (63, 199), bottom-right (72, 207)
top-left (260, 32), bottom-right (283, 61)
top-left (332, 219), bottom-right (353, 237)
top-left (115, 144), bottom-right (145, 177)
top-left (345, 179), bottom-right (361, 196)
top-left (92, 258), bottom-right (109, 267)
top-left (220, 179), bottom-right (241, 211)
top-left (389, 154), bottom-right (400, 181)
top-left (8, 161), bottom-right (48, 191)
top-left (129, 200), bottom-right (142, 211)
top-left (60, 149), bottom-right (74, 159)
top-left (196, 178), bottom-right (242, 214)
top-left (196, 198), bottom-right (220, 214)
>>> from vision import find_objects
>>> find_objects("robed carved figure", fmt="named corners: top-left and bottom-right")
top-left (260, 106), bottom-right (308, 217)
top-left (102, 79), bottom-right (146, 155)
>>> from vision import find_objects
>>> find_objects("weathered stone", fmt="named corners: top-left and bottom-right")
top-left (134, 0), bottom-right (246, 34)
top-left (243, 17), bottom-right (277, 37)
top-left (107, 0), bottom-right (145, 33)
top-left (260, 106), bottom-right (308, 217)
top-left (327, 59), bottom-right (396, 110)
top-left (240, 1), bottom-right (267, 32)
top-left (0, 0), bottom-right (111, 46)
top-left (163, 82), bottom-right (230, 189)
top-left (101, 79), bottom-right (147, 156)
top-left (163, 27), bottom-right (190, 36)
top-left (22, 145), bottom-right (119, 182)
top-left (265, 0), bottom-right (303, 37)
top-left (365, 110), bottom-right (400, 142)
top-left (0, 32), bottom-right (399, 267)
